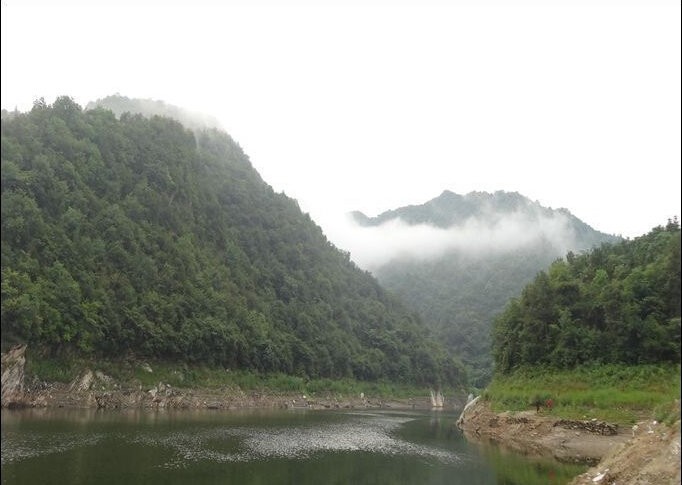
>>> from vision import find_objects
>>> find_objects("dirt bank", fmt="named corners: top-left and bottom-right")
top-left (458, 397), bottom-right (681, 484)
top-left (569, 418), bottom-right (680, 485)
top-left (457, 398), bottom-right (628, 465)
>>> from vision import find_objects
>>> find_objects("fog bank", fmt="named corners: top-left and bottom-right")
top-left (323, 209), bottom-right (577, 270)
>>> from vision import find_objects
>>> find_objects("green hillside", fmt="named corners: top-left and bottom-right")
top-left (0, 97), bottom-right (465, 388)
top-left (493, 222), bottom-right (681, 371)
top-left (485, 225), bottom-right (680, 425)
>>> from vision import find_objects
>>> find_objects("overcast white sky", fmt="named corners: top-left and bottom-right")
top-left (2, 0), bottom-right (680, 246)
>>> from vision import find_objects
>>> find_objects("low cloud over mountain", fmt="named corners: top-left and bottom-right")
top-left (328, 191), bottom-right (615, 270)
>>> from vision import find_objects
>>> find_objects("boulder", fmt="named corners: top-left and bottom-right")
top-left (69, 370), bottom-right (95, 393)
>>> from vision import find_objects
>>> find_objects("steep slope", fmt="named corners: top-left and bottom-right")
top-left (352, 190), bottom-right (619, 386)
top-left (0, 97), bottom-right (464, 388)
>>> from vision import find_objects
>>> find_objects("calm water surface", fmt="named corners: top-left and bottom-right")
top-left (1, 408), bottom-right (585, 484)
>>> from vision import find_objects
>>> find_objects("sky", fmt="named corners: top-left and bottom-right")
top-left (2, 0), bottom-right (680, 256)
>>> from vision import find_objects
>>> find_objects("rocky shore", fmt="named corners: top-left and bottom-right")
top-left (1, 345), bottom-right (436, 412)
top-left (457, 396), bottom-right (681, 484)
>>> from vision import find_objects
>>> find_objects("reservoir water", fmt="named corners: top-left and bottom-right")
top-left (1, 408), bottom-right (585, 484)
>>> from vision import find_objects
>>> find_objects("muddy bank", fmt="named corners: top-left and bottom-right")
top-left (457, 398), bottom-right (629, 465)
top-left (458, 397), bottom-right (681, 484)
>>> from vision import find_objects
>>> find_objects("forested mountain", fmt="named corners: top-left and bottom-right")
top-left (0, 97), bottom-right (465, 388)
top-left (493, 221), bottom-right (681, 372)
top-left (352, 191), bottom-right (619, 387)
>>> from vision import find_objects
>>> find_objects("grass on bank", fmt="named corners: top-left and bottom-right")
top-left (482, 364), bottom-right (681, 425)
top-left (24, 355), bottom-right (448, 400)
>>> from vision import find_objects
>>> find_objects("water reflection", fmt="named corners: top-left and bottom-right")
top-left (480, 445), bottom-right (587, 485)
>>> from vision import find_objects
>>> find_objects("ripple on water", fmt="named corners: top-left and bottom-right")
top-left (0, 431), bottom-right (103, 465)
top-left (2, 413), bottom-right (461, 469)
top-left (130, 413), bottom-right (461, 469)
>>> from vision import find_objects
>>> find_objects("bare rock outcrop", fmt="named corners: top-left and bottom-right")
top-left (1, 344), bottom-right (27, 408)
top-left (69, 369), bottom-right (95, 393)
top-left (554, 419), bottom-right (619, 436)
top-left (0, 349), bottom-right (438, 412)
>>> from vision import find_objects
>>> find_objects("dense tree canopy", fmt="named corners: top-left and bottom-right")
top-left (0, 97), bottom-right (466, 388)
top-left (492, 221), bottom-right (681, 372)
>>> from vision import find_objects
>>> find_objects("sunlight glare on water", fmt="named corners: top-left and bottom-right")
top-left (127, 412), bottom-right (461, 468)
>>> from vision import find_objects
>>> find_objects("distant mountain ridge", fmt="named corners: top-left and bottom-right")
top-left (352, 189), bottom-right (618, 251)
top-left (350, 190), bottom-right (620, 387)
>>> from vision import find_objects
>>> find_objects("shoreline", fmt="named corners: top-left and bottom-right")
top-left (1, 346), bottom-right (457, 412)
top-left (6, 379), bottom-right (439, 412)
top-left (3, 368), bottom-right (445, 412)
top-left (2, 345), bottom-right (459, 410)
top-left (457, 396), bottom-right (681, 484)
top-left (456, 398), bottom-right (628, 465)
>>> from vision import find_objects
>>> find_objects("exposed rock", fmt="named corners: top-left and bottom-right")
top-left (1, 344), bottom-right (27, 408)
top-left (456, 395), bottom-right (480, 427)
top-left (69, 370), bottom-right (95, 393)
top-left (94, 371), bottom-right (114, 388)
top-left (2, 358), bottom-right (441, 412)
top-left (554, 419), bottom-right (619, 436)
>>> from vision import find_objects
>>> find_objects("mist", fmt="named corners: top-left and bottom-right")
top-left (323, 209), bottom-right (577, 271)
top-left (86, 95), bottom-right (224, 133)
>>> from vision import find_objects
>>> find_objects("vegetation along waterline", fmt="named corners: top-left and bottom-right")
top-left (457, 365), bottom-right (681, 483)
top-left (6, 346), bottom-right (458, 411)
top-left (482, 364), bottom-right (680, 426)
